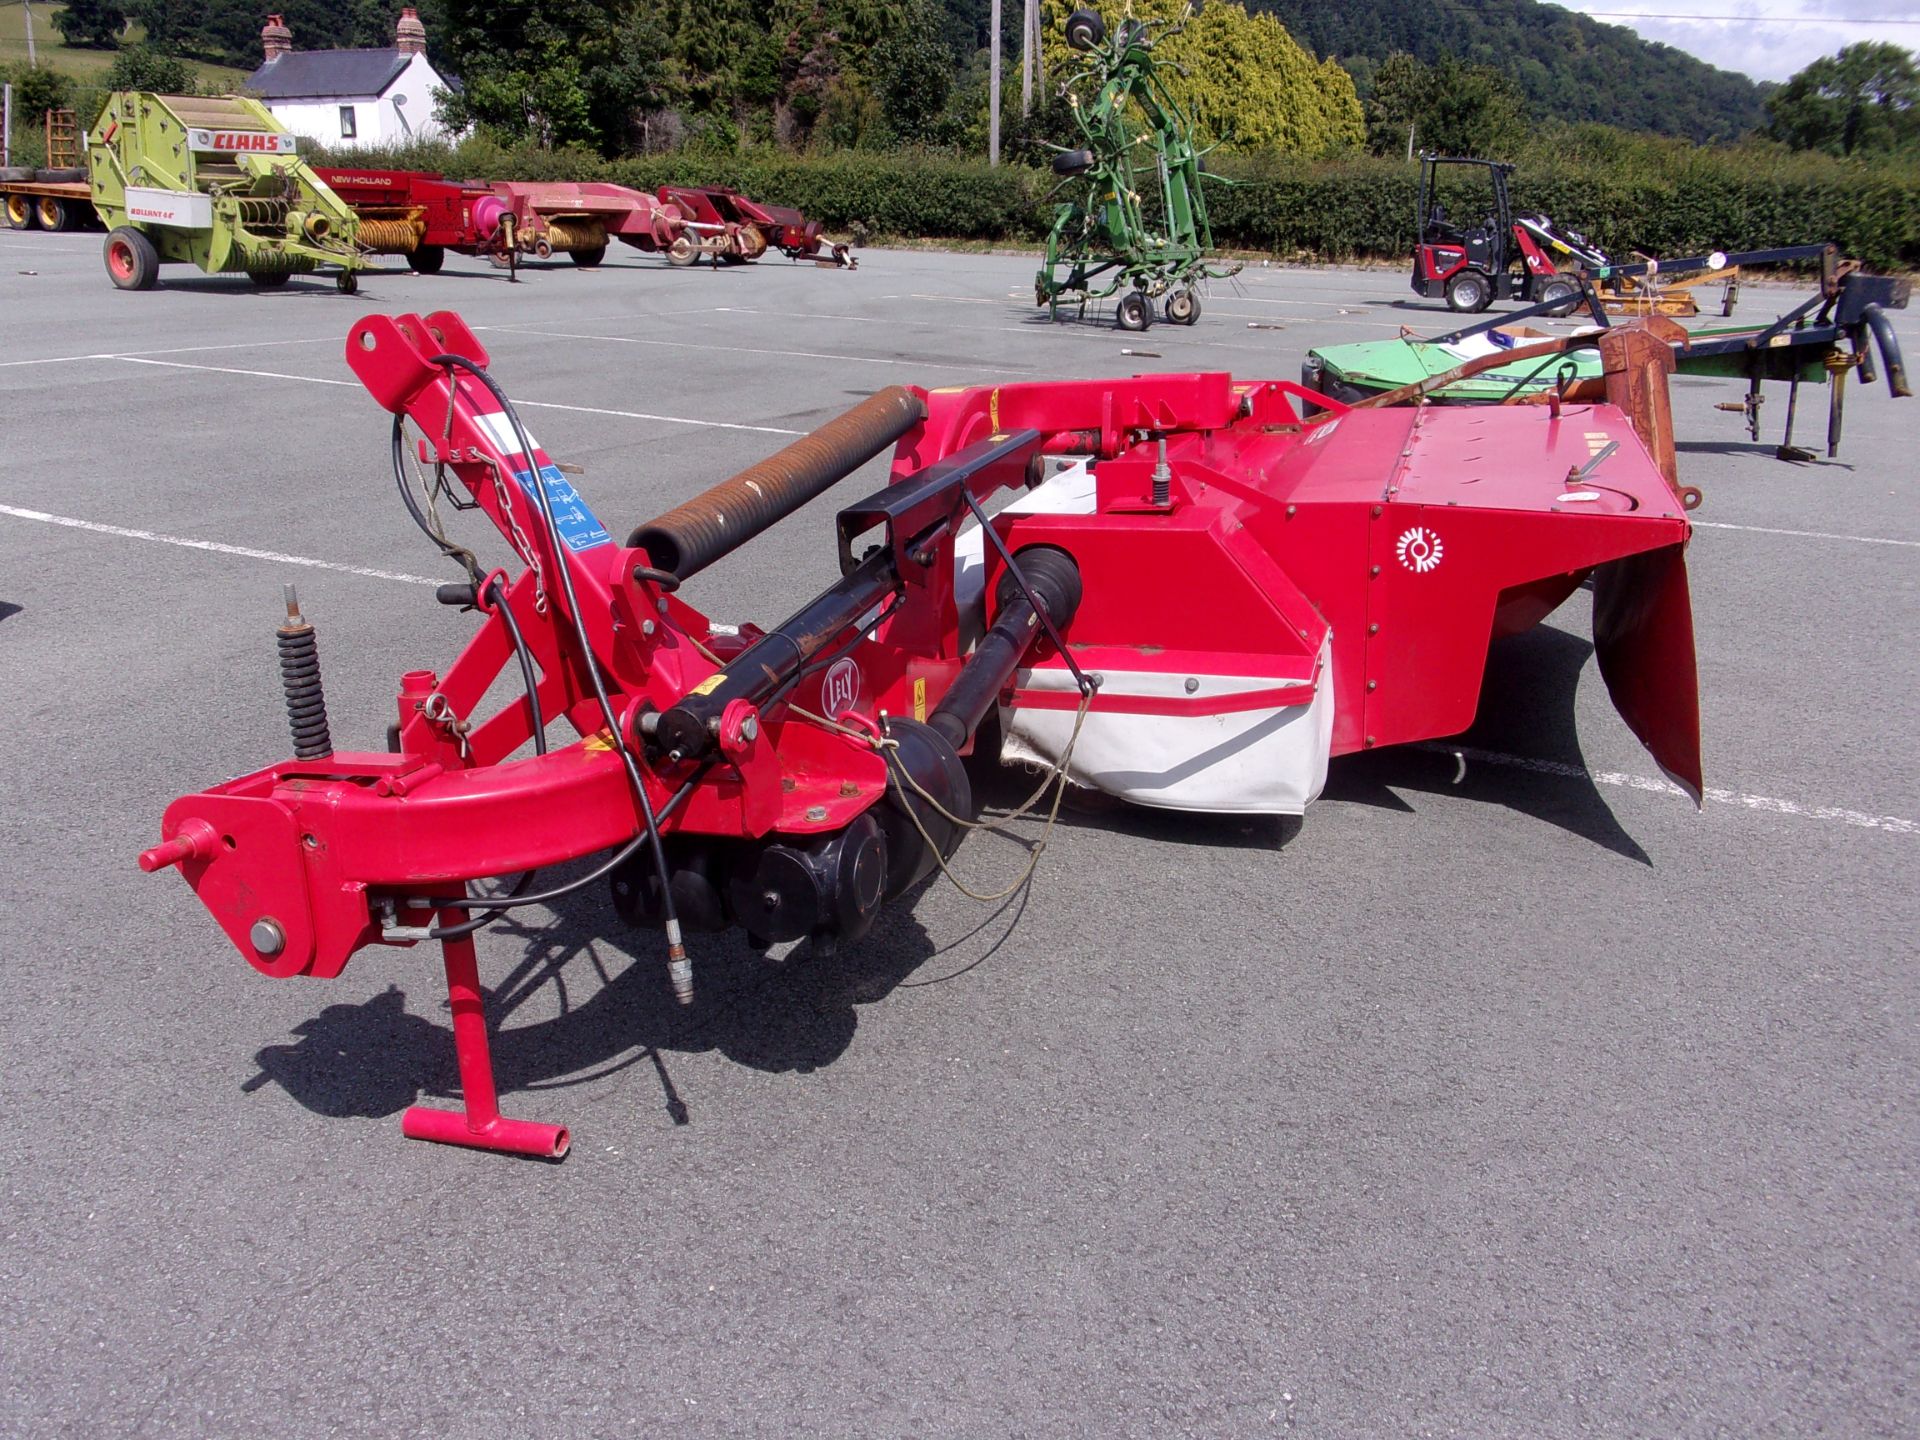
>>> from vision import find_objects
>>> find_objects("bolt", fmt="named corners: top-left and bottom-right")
top-left (250, 918), bottom-right (285, 957)
top-left (741, 715), bottom-right (759, 742)
top-left (1364, 736), bottom-right (1376, 748)
top-left (840, 781), bottom-right (860, 797)
top-left (1371, 505), bottom-right (1382, 517)
top-left (1366, 680), bottom-right (1377, 691)
top-left (1370, 565), bottom-right (1381, 577)
top-left (657, 597), bottom-right (670, 614)
top-left (1184, 677), bottom-right (1199, 694)
top-left (806, 804), bottom-right (829, 822)
top-left (641, 619), bottom-right (656, 637)
top-left (1286, 504), bottom-right (1297, 517)
top-left (1368, 623), bottom-right (1380, 635)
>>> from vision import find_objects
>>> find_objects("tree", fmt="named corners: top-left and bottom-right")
top-left (103, 43), bottom-right (197, 93)
top-left (436, 0), bottom-right (670, 153)
top-left (874, 0), bottom-right (956, 142)
top-left (1767, 42), bottom-right (1919, 156)
top-left (53, 0), bottom-right (128, 50)
top-left (1362, 51), bottom-right (1527, 157)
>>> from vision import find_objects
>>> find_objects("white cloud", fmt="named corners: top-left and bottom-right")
top-left (1549, 1), bottom-right (1920, 82)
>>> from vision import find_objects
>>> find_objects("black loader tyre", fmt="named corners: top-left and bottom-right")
top-left (1539, 277), bottom-right (1580, 317)
top-left (409, 244), bottom-right (445, 274)
top-left (104, 227), bottom-right (159, 291)
top-left (1445, 269), bottom-right (1493, 313)
top-left (570, 245), bottom-right (608, 268)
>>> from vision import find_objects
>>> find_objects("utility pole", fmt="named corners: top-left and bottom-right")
top-left (24, 1), bottom-right (38, 67)
top-left (989, 0), bottom-right (1002, 165)
top-left (1021, 0), bottom-right (1034, 118)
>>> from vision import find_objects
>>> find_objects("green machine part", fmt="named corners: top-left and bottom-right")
top-left (1036, 5), bottom-right (1242, 329)
top-left (87, 92), bottom-right (366, 291)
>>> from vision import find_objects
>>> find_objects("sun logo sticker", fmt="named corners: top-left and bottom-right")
top-left (1396, 526), bottom-right (1444, 574)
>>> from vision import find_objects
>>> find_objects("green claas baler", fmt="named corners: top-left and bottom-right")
top-left (87, 92), bottom-right (366, 293)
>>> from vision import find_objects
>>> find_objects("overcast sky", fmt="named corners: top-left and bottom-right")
top-left (1549, 1), bottom-right (1920, 82)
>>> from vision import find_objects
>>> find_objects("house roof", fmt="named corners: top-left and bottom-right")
top-left (245, 50), bottom-right (413, 101)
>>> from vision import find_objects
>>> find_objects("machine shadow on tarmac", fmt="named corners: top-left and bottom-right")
top-left (1323, 623), bottom-right (1651, 864)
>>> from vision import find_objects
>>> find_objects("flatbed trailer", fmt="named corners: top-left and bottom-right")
top-left (0, 174), bottom-right (97, 231)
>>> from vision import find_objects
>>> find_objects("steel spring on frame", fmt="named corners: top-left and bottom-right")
top-left (277, 587), bottom-right (333, 760)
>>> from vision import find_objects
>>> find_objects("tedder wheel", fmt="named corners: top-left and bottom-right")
top-left (570, 245), bottom-right (607, 268)
top-left (1066, 7), bottom-right (1107, 50)
top-left (1116, 289), bottom-right (1152, 331)
top-left (409, 244), bottom-right (445, 274)
top-left (6, 192), bottom-right (36, 229)
top-left (336, 269), bottom-right (359, 295)
top-left (1538, 277), bottom-right (1580, 317)
top-left (1445, 270), bottom-right (1493, 313)
top-left (1052, 148), bottom-right (1094, 176)
top-left (1165, 288), bottom-right (1201, 325)
top-left (666, 234), bottom-right (699, 267)
top-left (103, 226), bottom-right (159, 291)
top-left (249, 269), bottom-right (292, 288)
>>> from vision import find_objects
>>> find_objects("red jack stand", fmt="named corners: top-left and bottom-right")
top-left (400, 925), bottom-right (571, 1159)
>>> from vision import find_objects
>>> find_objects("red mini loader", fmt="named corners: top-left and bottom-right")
top-left (141, 311), bottom-right (1701, 1159)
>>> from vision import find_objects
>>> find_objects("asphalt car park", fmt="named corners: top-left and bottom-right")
top-left (2, 231), bottom-right (1915, 1437)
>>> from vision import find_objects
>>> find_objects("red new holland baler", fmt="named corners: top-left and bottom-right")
top-left (140, 311), bottom-right (1701, 1159)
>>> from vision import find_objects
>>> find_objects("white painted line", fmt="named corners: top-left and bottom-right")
top-left (1427, 742), bottom-right (1915, 836)
top-left (1693, 520), bottom-right (1919, 549)
top-left (0, 504), bottom-right (441, 586)
top-left (104, 356), bottom-right (804, 435)
top-left (481, 324), bottom-right (1028, 374)
top-left (514, 399), bottom-right (801, 436)
top-left (0, 335), bottom-right (340, 369)
top-left (116, 356), bottom-right (360, 386)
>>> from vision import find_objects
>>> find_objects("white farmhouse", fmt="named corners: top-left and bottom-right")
top-left (244, 10), bottom-right (459, 149)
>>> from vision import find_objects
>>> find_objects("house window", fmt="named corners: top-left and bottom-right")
top-left (339, 106), bottom-right (358, 139)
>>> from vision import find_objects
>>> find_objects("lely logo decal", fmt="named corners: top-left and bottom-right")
top-left (822, 658), bottom-right (861, 718)
top-left (1396, 526), bottom-right (1444, 574)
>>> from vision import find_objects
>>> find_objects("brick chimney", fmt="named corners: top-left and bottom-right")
top-left (395, 7), bottom-right (427, 55)
top-left (261, 14), bottom-right (292, 61)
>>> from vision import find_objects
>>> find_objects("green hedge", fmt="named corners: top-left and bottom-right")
top-left (325, 138), bottom-right (1920, 270)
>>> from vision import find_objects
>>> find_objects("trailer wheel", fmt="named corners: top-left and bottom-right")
top-left (409, 244), bottom-right (445, 274)
top-left (36, 197), bottom-right (70, 230)
top-left (6, 192), bottom-right (36, 229)
top-left (1066, 7), bottom-right (1107, 50)
top-left (1165, 288), bottom-right (1201, 325)
top-left (1116, 290), bottom-right (1152, 331)
top-left (1445, 270), bottom-right (1493, 313)
top-left (1538, 277), bottom-right (1580, 317)
top-left (569, 245), bottom-right (607, 268)
top-left (104, 227), bottom-right (159, 291)
top-left (336, 269), bottom-right (359, 295)
top-left (666, 234), bottom-right (699, 267)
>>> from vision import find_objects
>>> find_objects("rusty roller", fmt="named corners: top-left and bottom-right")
top-left (356, 219), bottom-right (421, 253)
top-left (630, 386), bottom-right (927, 581)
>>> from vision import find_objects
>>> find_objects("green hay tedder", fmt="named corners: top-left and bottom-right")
top-left (1035, 4), bottom-right (1242, 331)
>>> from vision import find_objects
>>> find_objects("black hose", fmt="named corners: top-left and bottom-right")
top-left (424, 353), bottom-right (693, 999)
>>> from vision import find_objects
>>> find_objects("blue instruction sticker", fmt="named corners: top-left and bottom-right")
top-left (513, 464), bottom-right (611, 553)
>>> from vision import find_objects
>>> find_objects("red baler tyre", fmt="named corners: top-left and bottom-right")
top-left (104, 227), bottom-right (159, 291)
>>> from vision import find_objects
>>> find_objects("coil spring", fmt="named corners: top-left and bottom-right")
top-left (354, 218), bottom-right (420, 253)
top-left (278, 622), bottom-right (334, 760)
top-left (235, 197), bottom-right (291, 229)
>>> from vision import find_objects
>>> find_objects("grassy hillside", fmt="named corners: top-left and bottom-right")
top-left (0, 5), bottom-right (248, 87)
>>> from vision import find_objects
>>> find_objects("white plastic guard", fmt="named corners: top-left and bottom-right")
top-left (123, 187), bottom-right (213, 229)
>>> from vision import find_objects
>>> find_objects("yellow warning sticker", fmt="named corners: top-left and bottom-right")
top-left (690, 673), bottom-right (725, 697)
top-left (990, 388), bottom-right (1001, 433)
top-left (913, 677), bottom-right (927, 722)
